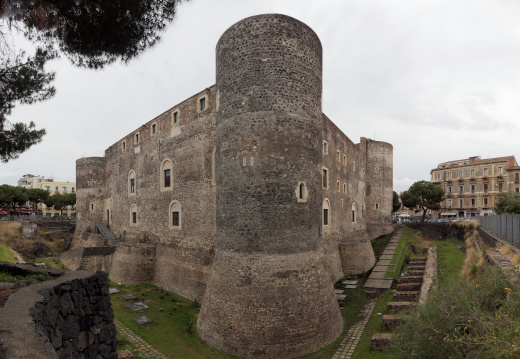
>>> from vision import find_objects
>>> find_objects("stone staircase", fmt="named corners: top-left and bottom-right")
top-left (371, 257), bottom-right (427, 350)
top-left (95, 223), bottom-right (116, 241)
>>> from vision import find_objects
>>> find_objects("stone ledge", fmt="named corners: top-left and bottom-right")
top-left (371, 333), bottom-right (392, 350)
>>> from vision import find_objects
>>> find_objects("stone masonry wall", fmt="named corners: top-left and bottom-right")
top-left (0, 264), bottom-right (116, 359)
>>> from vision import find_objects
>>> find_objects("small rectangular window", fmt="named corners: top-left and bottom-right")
top-left (459, 171), bottom-right (463, 178)
top-left (322, 169), bottom-right (328, 188)
top-left (130, 178), bottom-right (135, 193)
top-left (200, 98), bottom-right (206, 111)
top-left (516, 188), bottom-right (519, 193)
top-left (323, 209), bottom-right (328, 226)
top-left (173, 112), bottom-right (178, 124)
top-left (352, 210), bottom-right (355, 223)
top-left (484, 198), bottom-right (488, 205)
top-left (132, 212), bottom-right (137, 224)
top-left (336, 181), bottom-right (340, 192)
top-left (135, 133), bottom-right (139, 144)
top-left (152, 124), bottom-right (156, 134)
top-left (447, 186), bottom-right (452, 193)
top-left (172, 211), bottom-right (180, 226)
top-left (471, 169), bottom-right (474, 177)
top-left (164, 169), bottom-right (171, 188)
top-left (323, 141), bottom-right (328, 154)
top-left (343, 183), bottom-right (346, 193)
top-left (499, 167), bottom-right (503, 175)
top-left (337, 151), bottom-right (340, 162)
top-left (343, 155), bottom-right (346, 165)
top-left (122, 141), bottom-right (126, 150)
top-left (448, 172), bottom-right (452, 180)
top-left (484, 168), bottom-right (488, 176)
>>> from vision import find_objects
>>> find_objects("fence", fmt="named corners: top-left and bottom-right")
top-left (478, 214), bottom-right (520, 250)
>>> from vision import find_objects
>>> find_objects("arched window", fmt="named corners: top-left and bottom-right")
top-left (169, 201), bottom-right (182, 229)
top-left (352, 203), bottom-right (356, 223)
top-left (128, 170), bottom-right (136, 196)
top-left (130, 204), bottom-right (137, 226)
top-left (161, 159), bottom-right (173, 191)
top-left (323, 199), bottom-right (331, 227)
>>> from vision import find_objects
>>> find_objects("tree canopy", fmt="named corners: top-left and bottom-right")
top-left (401, 181), bottom-right (444, 222)
top-left (45, 192), bottom-right (76, 216)
top-left (0, 0), bottom-right (185, 162)
top-left (393, 191), bottom-right (401, 213)
top-left (495, 193), bottom-right (520, 214)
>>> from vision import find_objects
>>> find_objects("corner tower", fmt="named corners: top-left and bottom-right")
top-left (196, 14), bottom-right (342, 358)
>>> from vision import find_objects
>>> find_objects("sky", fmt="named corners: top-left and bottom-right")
top-left (1, 0), bottom-right (520, 193)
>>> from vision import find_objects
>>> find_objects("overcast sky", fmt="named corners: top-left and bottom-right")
top-left (1, 0), bottom-right (520, 193)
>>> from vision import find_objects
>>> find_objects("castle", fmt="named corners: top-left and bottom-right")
top-left (62, 14), bottom-right (393, 358)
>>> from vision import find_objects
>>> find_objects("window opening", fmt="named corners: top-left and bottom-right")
top-left (322, 168), bottom-right (328, 188)
top-left (200, 98), bottom-right (206, 111)
top-left (164, 169), bottom-right (171, 188)
top-left (172, 212), bottom-right (180, 226)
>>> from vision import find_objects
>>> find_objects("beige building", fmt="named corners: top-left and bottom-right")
top-left (431, 155), bottom-right (520, 218)
top-left (36, 180), bottom-right (76, 218)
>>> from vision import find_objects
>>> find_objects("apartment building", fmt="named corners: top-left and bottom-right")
top-left (431, 156), bottom-right (520, 218)
top-left (36, 179), bottom-right (76, 218)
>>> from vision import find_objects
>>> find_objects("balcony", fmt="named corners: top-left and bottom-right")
top-left (470, 177), bottom-right (476, 181)
top-left (446, 179), bottom-right (452, 183)
top-left (458, 178), bottom-right (464, 182)
top-left (483, 176), bottom-right (488, 180)
top-left (446, 193), bottom-right (452, 197)
top-left (498, 175), bottom-right (503, 180)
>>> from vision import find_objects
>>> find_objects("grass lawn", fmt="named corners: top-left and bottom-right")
top-left (0, 245), bottom-right (17, 263)
top-left (111, 283), bottom-right (239, 359)
top-left (25, 256), bottom-right (67, 269)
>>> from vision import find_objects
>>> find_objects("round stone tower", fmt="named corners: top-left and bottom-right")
top-left (75, 157), bottom-right (106, 228)
top-left (196, 14), bottom-right (343, 358)
top-left (365, 140), bottom-right (394, 239)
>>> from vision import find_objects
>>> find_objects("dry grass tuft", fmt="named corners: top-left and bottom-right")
top-left (461, 247), bottom-right (485, 280)
top-left (500, 245), bottom-right (513, 256)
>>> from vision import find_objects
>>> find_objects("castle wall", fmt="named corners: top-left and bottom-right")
top-left (69, 13), bottom-right (394, 359)
top-left (321, 118), bottom-right (376, 274)
top-left (197, 14), bottom-right (343, 359)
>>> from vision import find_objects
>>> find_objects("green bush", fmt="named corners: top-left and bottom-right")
top-left (394, 265), bottom-right (520, 358)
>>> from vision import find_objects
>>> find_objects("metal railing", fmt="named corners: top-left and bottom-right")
top-left (478, 214), bottom-right (520, 250)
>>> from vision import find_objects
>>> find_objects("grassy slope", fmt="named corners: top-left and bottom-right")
top-left (351, 227), bottom-right (466, 359)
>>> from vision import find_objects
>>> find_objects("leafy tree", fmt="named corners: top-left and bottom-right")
top-left (0, 184), bottom-right (28, 215)
top-left (495, 192), bottom-right (520, 214)
top-left (401, 181), bottom-right (444, 222)
top-left (27, 188), bottom-right (49, 212)
top-left (0, 0), bottom-right (186, 161)
top-left (393, 191), bottom-right (401, 212)
top-left (45, 192), bottom-right (76, 217)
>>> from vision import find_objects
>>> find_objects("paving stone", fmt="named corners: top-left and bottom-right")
top-left (379, 254), bottom-right (394, 260)
top-left (109, 288), bottom-right (120, 294)
top-left (126, 302), bottom-right (149, 312)
top-left (368, 271), bottom-right (388, 279)
top-left (121, 294), bottom-right (137, 300)
top-left (334, 289), bottom-right (344, 294)
top-left (345, 285), bottom-right (357, 289)
top-left (372, 265), bottom-right (389, 272)
top-left (364, 278), bottom-right (393, 289)
top-left (377, 259), bottom-right (392, 266)
top-left (336, 294), bottom-right (347, 301)
top-left (133, 316), bottom-right (153, 325)
top-left (342, 280), bottom-right (358, 285)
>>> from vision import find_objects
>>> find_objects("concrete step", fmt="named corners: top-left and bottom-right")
top-left (407, 265), bottom-right (426, 271)
top-left (406, 270), bottom-right (425, 276)
top-left (399, 276), bottom-right (423, 284)
top-left (397, 282), bottom-right (422, 291)
top-left (387, 301), bottom-right (416, 314)
top-left (393, 290), bottom-right (420, 302)
top-left (381, 314), bottom-right (404, 330)
top-left (371, 333), bottom-right (392, 350)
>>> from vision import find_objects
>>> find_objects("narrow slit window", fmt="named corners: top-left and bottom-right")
top-left (200, 98), bottom-right (206, 111)
top-left (322, 168), bottom-right (328, 188)
top-left (152, 124), bottom-right (156, 134)
top-left (132, 212), bottom-right (137, 224)
top-left (164, 169), bottom-right (171, 188)
top-left (323, 209), bottom-right (328, 225)
top-left (130, 178), bottom-right (135, 193)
